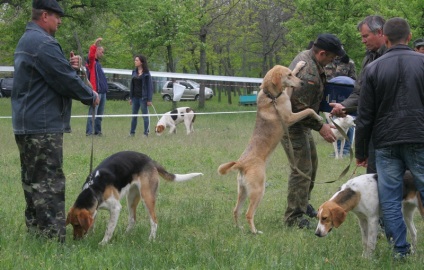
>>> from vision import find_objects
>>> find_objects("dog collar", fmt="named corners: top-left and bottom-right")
top-left (263, 90), bottom-right (282, 104)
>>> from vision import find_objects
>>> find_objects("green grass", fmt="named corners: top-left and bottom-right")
top-left (0, 95), bottom-right (423, 269)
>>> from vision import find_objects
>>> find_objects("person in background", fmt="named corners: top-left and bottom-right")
top-left (12, 0), bottom-right (99, 242)
top-left (129, 54), bottom-right (153, 137)
top-left (325, 53), bottom-right (357, 157)
top-left (413, 38), bottom-right (424, 53)
top-left (355, 17), bottom-right (424, 259)
top-left (325, 53), bottom-right (356, 80)
top-left (330, 15), bottom-right (386, 174)
top-left (281, 33), bottom-right (342, 229)
top-left (86, 37), bottom-right (108, 136)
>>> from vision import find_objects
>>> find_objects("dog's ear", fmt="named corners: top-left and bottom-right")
top-left (331, 206), bottom-right (347, 228)
top-left (77, 210), bottom-right (94, 232)
top-left (271, 68), bottom-right (282, 90)
top-left (65, 207), bottom-right (74, 226)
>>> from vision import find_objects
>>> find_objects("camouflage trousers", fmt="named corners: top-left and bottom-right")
top-left (281, 126), bottom-right (317, 225)
top-left (15, 133), bottom-right (66, 243)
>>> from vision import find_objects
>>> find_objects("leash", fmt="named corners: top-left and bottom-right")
top-left (89, 107), bottom-right (95, 174)
top-left (316, 117), bottom-right (354, 184)
top-left (150, 103), bottom-right (161, 121)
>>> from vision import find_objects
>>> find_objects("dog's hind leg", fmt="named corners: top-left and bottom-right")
top-left (234, 172), bottom-right (248, 230)
top-left (140, 182), bottom-right (158, 240)
top-left (244, 170), bottom-right (266, 234)
top-left (126, 185), bottom-right (142, 233)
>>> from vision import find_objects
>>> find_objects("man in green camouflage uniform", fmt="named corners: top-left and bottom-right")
top-left (281, 34), bottom-right (344, 228)
top-left (325, 54), bottom-right (356, 80)
top-left (12, 0), bottom-right (98, 242)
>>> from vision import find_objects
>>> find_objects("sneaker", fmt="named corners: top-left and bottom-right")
top-left (94, 132), bottom-right (103, 137)
top-left (306, 204), bottom-right (318, 218)
top-left (86, 133), bottom-right (92, 136)
top-left (128, 133), bottom-right (135, 137)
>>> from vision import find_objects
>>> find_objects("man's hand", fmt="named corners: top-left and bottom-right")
top-left (329, 102), bottom-right (347, 117)
top-left (69, 51), bottom-right (82, 70)
top-left (319, 123), bottom-right (337, 143)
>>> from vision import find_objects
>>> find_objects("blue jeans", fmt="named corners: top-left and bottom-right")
top-left (86, 93), bottom-right (106, 135)
top-left (375, 143), bottom-right (424, 255)
top-left (130, 97), bottom-right (149, 135)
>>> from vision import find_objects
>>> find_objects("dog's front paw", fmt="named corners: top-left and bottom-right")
top-left (296, 61), bottom-right (306, 69)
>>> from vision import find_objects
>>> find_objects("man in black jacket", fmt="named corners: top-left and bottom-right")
top-left (355, 17), bottom-right (424, 259)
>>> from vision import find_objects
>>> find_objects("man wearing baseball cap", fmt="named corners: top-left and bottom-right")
top-left (12, 0), bottom-right (98, 242)
top-left (413, 38), bottom-right (424, 53)
top-left (281, 33), bottom-right (344, 229)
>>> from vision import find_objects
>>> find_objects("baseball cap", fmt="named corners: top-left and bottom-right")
top-left (413, 38), bottom-right (424, 48)
top-left (32, 0), bottom-right (65, 17)
top-left (314, 34), bottom-right (345, 57)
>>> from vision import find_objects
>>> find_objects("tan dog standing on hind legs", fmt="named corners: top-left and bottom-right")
top-left (218, 62), bottom-right (322, 234)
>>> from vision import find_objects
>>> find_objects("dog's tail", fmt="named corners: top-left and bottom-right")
top-left (156, 164), bottom-right (203, 182)
top-left (217, 161), bottom-right (238, 175)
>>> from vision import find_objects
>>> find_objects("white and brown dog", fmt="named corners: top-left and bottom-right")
top-left (315, 172), bottom-right (424, 258)
top-left (66, 151), bottom-right (203, 245)
top-left (155, 107), bottom-right (195, 135)
top-left (218, 62), bottom-right (322, 234)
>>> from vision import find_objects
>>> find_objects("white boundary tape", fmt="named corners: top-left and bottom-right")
top-left (0, 110), bottom-right (256, 119)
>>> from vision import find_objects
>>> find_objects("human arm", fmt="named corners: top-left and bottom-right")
top-left (38, 39), bottom-right (97, 105)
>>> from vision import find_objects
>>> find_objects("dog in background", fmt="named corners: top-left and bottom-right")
top-left (328, 115), bottom-right (355, 159)
top-left (218, 62), bottom-right (322, 234)
top-left (315, 172), bottom-right (424, 258)
top-left (66, 151), bottom-right (203, 245)
top-left (155, 107), bottom-right (195, 135)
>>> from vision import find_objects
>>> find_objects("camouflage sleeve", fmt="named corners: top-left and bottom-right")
top-left (289, 51), bottom-right (325, 131)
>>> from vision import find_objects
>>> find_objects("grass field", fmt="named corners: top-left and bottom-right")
top-left (0, 95), bottom-right (423, 269)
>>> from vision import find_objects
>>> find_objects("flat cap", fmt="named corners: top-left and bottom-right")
top-left (413, 38), bottom-right (424, 48)
top-left (33, 0), bottom-right (64, 17)
top-left (314, 34), bottom-right (345, 57)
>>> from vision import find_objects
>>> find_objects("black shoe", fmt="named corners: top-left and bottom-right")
top-left (306, 204), bottom-right (318, 218)
top-left (298, 218), bottom-right (310, 229)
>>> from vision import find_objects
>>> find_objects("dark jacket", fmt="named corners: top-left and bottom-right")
top-left (355, 45), bottom-right (424, 159)
top-left (341, 45), bottom-right (387, 108)
top-left (130, 69), bottom-right (153, 102)
top-left (12, 22), bottom-right (96, 134)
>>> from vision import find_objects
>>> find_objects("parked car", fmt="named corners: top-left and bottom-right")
top-left (107, 81), bottom-right (130, 100)
top-left (0, 78), bottom-right (13, 98)
top-left (161, 80), bottom-right (214, 101)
